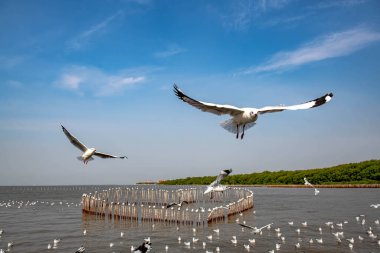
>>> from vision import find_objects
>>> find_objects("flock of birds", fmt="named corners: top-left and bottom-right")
top-left (61, 84), bottom-right (333, 163)
top-left (0, 193), bottom-right (379, 252)
top-left (8, 85), bottom-right (370, 253)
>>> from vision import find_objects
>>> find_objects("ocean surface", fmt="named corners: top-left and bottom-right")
top-left (0, 185), bottom-right (379, 253)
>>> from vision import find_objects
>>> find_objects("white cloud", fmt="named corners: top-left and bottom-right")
top-left (310, 0), bottom-right (367, 9)
top-left (66, 10), bottom-right (124, 50)
top-left (154, 44), bottom-right (186, 58)
top-left (54, 65), bottom-right (146, 96)
top-left (220, 0), bottom-right (292, 31)
top-left (238, 27), bottom-right (380, 74)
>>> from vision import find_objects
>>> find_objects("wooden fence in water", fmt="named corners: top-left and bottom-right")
top-left (81, 186), bottom-right (253, 225)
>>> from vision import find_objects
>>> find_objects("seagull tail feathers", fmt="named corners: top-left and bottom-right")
top-left (77, 156), bottom-right (94, 162)
top-left (220, 119), bottom-right (256, 134)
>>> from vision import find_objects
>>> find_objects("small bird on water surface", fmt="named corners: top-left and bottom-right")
top-left (61, 125), bottom-right (127, 164)
top-left (173, 84), bottom-right (333, 139)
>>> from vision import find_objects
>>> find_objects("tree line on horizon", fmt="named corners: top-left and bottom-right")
top-left (159, 160), bottom-right (380, 185)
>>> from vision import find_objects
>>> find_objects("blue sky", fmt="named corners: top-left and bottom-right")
top-left (1, 0), bottom-right (380, 185)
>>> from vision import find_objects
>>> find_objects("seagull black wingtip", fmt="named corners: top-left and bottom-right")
top-left (173, 84), bottom-right (186, 101)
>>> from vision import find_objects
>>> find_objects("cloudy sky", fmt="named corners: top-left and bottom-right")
top-left (1, 0), bottom-right (380, 185)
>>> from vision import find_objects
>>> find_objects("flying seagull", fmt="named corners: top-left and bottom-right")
top-left (204, 169), bottom-right (232, 199)
top-left (61, 125), bottom-right (127, 164)
top-left (304, 177), bottom-right (320, 195)
top-left (75, 246), bottom-right (85, 253)
top-left (166, 200), bottom-right (189, 209)
top-left (173, 84), bottom-right (333, 139)
top-left (238, 223), bottom-right (273, 234)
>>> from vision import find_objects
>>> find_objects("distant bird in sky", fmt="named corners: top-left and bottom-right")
top-left (204, 169), bottom-right (232, 199)
top-left (173, 84), bottom-right (333, 139)
top-left (304, 177), bottom-right (320, 195)
top-left (61, 125), bottom-right (127, 164)
top-left (166, 200), bottom-right (189, 209)
top-left (238, 223), bottom-right (273, 234)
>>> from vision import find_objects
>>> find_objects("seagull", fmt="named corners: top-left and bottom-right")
top-left (173, 84), bottom-right (333, 139)
top-left (304, 177), bottom-right (320, 195)
top-left (133, 241), bottom-right (152, 253)
top-left (75, 246), bottom-right (85, 253)
top-left (166, 200), bottom-right (189, 208)
top-left (239, 223), bottom-right (273, 234)
top-left (204, 169), bottom-right (232, 199)
top-left (61, 125), bottom-right (127, 164)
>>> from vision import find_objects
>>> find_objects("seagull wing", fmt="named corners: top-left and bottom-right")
top-left (166, 203), bottom-right (176, 208)
top-left (173, 84), bottom-right (244, 116)
top-left (210, 169), bottom-right (232, 187)
top-left (61, 125), bottom-right (88, 152)
top-left (258, 223), bottom-right (273, 231)
top-left (238, 223), bottom-right (255, 230)
top-left (257, 93), bottom-right (333, 115)
top-left (215, 169), bottom-right (233, 184)
top-left (94, 152), bottom-right (127, 159)
top-left (304, 177), bottom-right (312, 186)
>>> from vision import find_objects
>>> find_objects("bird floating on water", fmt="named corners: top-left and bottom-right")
top-left (61, 125), bottom-right (127, 164)
top-left (173, 84), bottom-right (333, 139)
top-left (204, 169), bottom-right (232, 199)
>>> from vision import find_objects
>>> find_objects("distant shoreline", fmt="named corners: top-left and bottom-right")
top-left (232, 184), bottom-right (380, 188)
top-left (154, 183), bottom-right (380, 188)
top-left (151, 183), bottom-right (380, 188)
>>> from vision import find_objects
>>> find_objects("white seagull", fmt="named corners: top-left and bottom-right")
top-left (75, 246), bottom-right (85, 253)
top-left (238, 223), bottom-right (273, 234)
top-left (204, 169), bottom-right (232, 199)
top-left (173, 84), bottom-right (333, 139)
top-left (61, 125), bottom-right (127, 164)
top-left (166, 200), bottom-right (189, 209)
top-left (304, 177), bottom-right (320, 195)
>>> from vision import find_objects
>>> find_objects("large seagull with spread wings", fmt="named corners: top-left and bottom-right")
top-left (173, 84), bottom-right (333, 139)
top-left (61, 125), bottom-right (127, 164)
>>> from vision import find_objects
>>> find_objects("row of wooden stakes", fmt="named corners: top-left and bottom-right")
top-left (81, 186), bottom-right (254, 225)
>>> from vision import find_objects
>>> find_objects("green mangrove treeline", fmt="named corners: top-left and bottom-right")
top-left (160, 160), bottom-right (380, 185)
